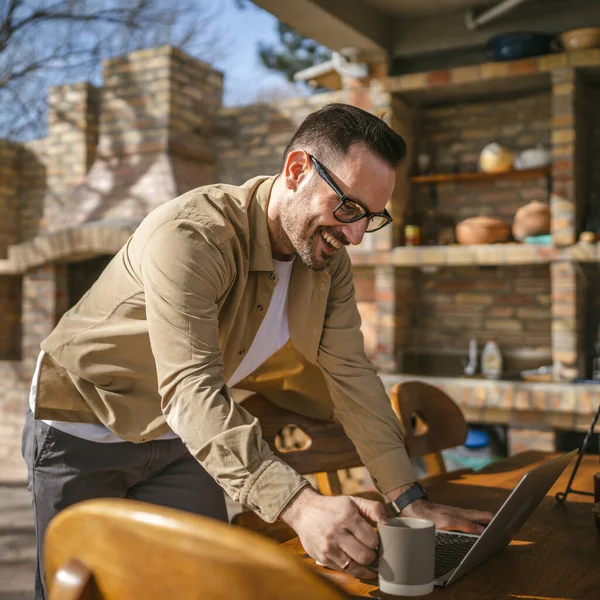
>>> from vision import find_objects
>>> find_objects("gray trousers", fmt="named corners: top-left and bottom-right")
top-left (21, 409), bottom-right (228, 600)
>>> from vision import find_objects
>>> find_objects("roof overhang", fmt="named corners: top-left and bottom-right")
top-left (252, 0), bottom-right (390, 57)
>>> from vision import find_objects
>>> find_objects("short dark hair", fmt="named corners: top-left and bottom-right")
top-left (282, 103), bottom-right (406, 170)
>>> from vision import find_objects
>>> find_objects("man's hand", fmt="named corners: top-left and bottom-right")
top-left (280, 487), bottom-right (386, 580)
top-left (401, 498), bottom-right (493, 534)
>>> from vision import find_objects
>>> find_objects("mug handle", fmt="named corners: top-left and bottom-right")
top-left (367, 531), bottom-right (381, 573)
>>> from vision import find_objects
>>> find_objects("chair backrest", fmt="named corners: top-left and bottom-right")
top-left (389, 381), bottom-right (468, 475)
top-left (239, 393), bottom-right (363, 495)
top-left (45, 498), bottom-right (349, 600)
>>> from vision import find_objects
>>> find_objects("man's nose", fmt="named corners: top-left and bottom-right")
top-left (341, 219), bottom-right (368, 246)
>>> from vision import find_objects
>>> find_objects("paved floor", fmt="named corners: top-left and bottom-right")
top-left (0, 484), bottom-right (35, 600)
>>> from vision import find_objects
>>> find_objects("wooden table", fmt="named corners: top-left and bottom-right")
top-left (283, 451), bottom-right (600, 600)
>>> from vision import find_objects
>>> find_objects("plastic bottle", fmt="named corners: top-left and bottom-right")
top-left (481, 339), bottom-right (502, 380)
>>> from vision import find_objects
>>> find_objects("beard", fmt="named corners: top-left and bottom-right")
top-left (278, 186), bottom-right (348, 272)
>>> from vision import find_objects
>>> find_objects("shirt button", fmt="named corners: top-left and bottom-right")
top-left (238, 349), bottom-right (246, 356)
top-left (257, 305), bottom-right (264, 311)
top-left (319, 283), bottom-right (325, 291)
top-left (269, 273), bottom-right (276, 281)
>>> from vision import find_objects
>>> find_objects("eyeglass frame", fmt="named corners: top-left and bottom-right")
top-left (308, 154), bottom-right (393, 233)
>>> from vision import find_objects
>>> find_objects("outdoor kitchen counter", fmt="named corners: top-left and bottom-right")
top-left (381, 374), bottom-right (600, 436)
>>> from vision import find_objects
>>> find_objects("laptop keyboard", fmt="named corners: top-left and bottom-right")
top-left (434, 531), bottom-right (478, 579)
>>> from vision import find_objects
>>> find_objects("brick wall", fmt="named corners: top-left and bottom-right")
top-left (0, 141), bottom-right (20, 256)
top-left (401, 264), bottom-right (552, 375)
top-left (416, 92), bottom-right (551, 223)
top-left (214, 91), bottom-right (346, 185)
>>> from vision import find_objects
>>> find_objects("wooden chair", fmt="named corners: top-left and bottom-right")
top-left (45, 498), bottom-right (350, 600)
top-left (239, 393), bottom-right (369, 496)
top-left (232, 393), bottom-right (382, 542)
top-left (389, 381), bottom-right (469, 476)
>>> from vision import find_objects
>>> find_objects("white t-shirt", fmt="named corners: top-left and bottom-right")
top-left (29, 258), bottom-right (295, 443)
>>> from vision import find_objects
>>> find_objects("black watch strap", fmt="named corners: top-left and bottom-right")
top-left (389, 482), bottom-right (428, 516)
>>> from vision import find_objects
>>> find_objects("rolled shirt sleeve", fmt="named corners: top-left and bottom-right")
top-left (316, 250), bottom-right (416, 495)
top-left (141, 221), bottom-right (308, 522)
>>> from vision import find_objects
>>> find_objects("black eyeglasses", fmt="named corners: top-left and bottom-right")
top-left (308, 154), bottom-right (392, 233)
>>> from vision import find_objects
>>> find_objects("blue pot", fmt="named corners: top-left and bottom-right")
top-left (487, 32), bottom-right (553, 62)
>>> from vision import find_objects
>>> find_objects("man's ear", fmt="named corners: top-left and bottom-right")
top-left (283, 150), bottom-right (310, 191)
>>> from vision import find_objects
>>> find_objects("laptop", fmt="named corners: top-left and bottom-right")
top-left (434, 449), bottom-right (577, 586)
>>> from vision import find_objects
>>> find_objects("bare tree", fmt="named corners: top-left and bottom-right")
top-left (0, 0), bottom-right (229, 140)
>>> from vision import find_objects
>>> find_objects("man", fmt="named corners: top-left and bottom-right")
top-left (23, 103), bottom-right (492, 599)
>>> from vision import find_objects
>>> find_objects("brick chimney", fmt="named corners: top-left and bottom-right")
top-left (48, 46), bottom-right (223, 231)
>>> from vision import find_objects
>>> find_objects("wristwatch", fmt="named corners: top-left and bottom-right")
top-left (389, 482), bottom-right (428, 516)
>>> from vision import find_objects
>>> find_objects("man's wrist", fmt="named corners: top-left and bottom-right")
top-left (280, 485), bottom-right (318, 527)
top-left (386, 482), bottom-right (416, 501)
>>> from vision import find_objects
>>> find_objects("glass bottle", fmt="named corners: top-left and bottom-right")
top-left (403, 205), bottom-right (421, 247)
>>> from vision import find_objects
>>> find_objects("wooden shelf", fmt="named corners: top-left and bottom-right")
top-left (348, 242), bottom-right (600, 267)
top-left (410, 166), bottom-right (550, 184)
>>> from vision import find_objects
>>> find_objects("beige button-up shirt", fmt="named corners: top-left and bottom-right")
top-left (37, 176), bottom-right (415, 522)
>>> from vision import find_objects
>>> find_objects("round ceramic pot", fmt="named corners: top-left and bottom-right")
top-left (456, 216), bottom-right (511, 245)
top-left (558, 27), bottom-right (600, 51)
top-left (512, 200), bottom-right (551, 241)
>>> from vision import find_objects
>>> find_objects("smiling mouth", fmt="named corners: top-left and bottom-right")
top-left (321, 230), bottom-right (342, 250)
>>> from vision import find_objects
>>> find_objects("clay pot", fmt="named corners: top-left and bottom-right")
top-left (479, 143), bottom-right (513, 174)
top-left (558, 27), bottom-right (600, 51)
top-left (512, 200), bottom-right (551, 242)
top-left (456, 216), bottom-right (511, 245)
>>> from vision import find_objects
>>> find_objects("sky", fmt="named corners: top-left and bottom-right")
top-left (0, 0), bottom-right (308, 140)
top-left (211, 1), bottom-right (307, 106)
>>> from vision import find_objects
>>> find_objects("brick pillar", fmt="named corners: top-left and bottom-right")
top-left (0, 141), bottom-right (20, 258)
top-left (101, 46), bottom-right (223, 164)
top-left (550, 68), bottom-right (586, 377)
top-left (22, 265), bottom-right (68, 367)
top-left (551, 262), bottom-right (581, 375)
top-left (0, 265), bottom-right (67, 482)
top-left (43, 82), bottom-right (100, 230)
top-left (551, 68), bottom-right (580, 246)
top-left (168, 48), bottom-right (224, 193)
top-left (369, 89), bottom-right (417, 373)
top-left (391, 95), bottom-right (416, 248)
top-left (375, 266), bottom-right (414, 373)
